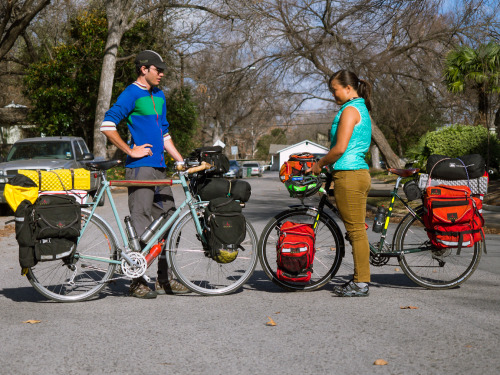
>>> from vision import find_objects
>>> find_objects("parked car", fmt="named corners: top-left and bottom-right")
top-left (0, 136), bottom-right (101, 210)
top-left (224, 160), bottom-right (243, 179)
top-left (241, 162), bottom-right (262, 177)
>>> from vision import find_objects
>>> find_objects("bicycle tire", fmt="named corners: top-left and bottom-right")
top-left (167, 206), bottom-right (258, 295)
top-left (258, 207), bottom-right (344, 291)
top-left (27, 209), bottom-right (118, 302)
top-left (396, 205), bottom-right (482, 289)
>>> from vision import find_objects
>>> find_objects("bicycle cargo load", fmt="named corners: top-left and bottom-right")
top-left (18, 168), bottom-right (94, 191)
top-left (14, 194), bottom-right (81, 268)
top-left (4, 174), bottom-right (39, 212)
top-left (423, 185), bottom-right (484, 253)
top-left (188, 146), bottom-right (230, 176)
top-left (203, 197), bottom-right (246, 264)
top-left (279, 152), bottom-right (318, 183)
top-left (426, 154), bottom-right (485, 180)
top-left (196, 178), bottom-right (251, 202)
top-left (276, 221), bottom-right (316, 282)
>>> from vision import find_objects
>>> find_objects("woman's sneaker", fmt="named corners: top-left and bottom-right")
top-left (333, 280), bottom-right (369, 297)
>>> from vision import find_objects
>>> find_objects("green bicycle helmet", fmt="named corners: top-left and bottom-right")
top-left (284, 175), bottom-right (322, 198)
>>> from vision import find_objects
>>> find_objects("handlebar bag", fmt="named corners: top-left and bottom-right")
top-left (276, 221), bottom-right (315, 282)
top-left (279, 153), bottom-right (318, 183)
top-left (189, 146), bottom-right (230, 175)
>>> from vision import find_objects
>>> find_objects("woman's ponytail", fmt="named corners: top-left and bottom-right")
top-left (358, 79), bottom-right (372, 112)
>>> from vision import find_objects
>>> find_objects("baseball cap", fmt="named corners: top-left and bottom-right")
top-left (134, 50), bottom-right (167, 70)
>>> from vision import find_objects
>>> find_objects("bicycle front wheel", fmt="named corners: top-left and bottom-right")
top-left (167, 208), bottom-right (258, 295)
top-left (396, 206), bottom-right (482, 289)
top-left (27, 209), bottom-right (118, 302)
top-left (258, 207), bottom-right (344, 291)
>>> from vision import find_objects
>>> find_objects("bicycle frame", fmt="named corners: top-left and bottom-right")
top-left (75, 169), bottom-right (206, 269)
top-left (306, 172), bottom-right (423, 258)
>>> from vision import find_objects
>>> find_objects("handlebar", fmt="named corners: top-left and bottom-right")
top-left (184, 161), bottom-right (213, 174)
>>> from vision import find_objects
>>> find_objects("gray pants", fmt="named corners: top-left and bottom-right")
top-left (125, 167), bottom-right (175, 283)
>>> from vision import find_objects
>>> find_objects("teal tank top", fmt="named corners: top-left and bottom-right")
top-left (330, 98), bottom-right (372, 170)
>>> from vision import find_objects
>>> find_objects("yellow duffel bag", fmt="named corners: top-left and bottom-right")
top-left (4, 175), bottom-right (39, 212)
top-left (18, 168), bottom-right (92, 191)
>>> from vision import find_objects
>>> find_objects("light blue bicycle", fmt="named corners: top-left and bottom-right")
top-left (27, 160), bottom-right (258, 302)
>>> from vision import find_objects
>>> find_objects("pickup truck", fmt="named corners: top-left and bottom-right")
top-left (0, 136), bottom-right (102, 210)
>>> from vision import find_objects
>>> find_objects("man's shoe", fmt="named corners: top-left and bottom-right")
top-left (333, 280), bottom-right (369, 297)
top-left (155, 279), bottom-right (191, 295)
top-left (129, 280), bottom-right (157, 299)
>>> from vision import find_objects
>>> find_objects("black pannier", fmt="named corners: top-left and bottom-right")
top-left (203, 197), bottom-right (246, 264)
top-left (426, 154), bottom-right (485, 180)
top-left (35, 238), bottom-right (76, 261)
top-left (33, 195), bottom-right (81, 240)
top-left (196, 178), bottom-right (251, 202)
top-left (15, 199), bottom-right (37, 268)
top-left (189, 146), bottom-right (230, 175)
top-left (15, 194), bottom-right (81, 268)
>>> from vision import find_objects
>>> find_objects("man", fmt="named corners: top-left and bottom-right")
top-left (101, 50), bottom-right (189, 298)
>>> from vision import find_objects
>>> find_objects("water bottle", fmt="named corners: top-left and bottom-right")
top-left (124, 216), bottom-right (141, 251)
top-left (140, 213), bottom-right (168, 243)
top-left (145, 240), bottom-right (164, 265)
top-left (372, 206), bottom-right (387, 233)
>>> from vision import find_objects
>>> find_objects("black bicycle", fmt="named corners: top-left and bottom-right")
top-left (258, 168), bottom-right (485, 291)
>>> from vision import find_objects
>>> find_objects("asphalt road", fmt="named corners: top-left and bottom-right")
top-left (0, 172), bottom-right (499, 374)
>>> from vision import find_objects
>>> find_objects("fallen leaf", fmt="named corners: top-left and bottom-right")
top-left (374, 359), bottom-right (388, 366)
top-left (23, 320), bottom-right (41, 324)
top-left (394, 267), bottom-right (400, 272)
top-left (266, 316), bottom-right (277, 326)
top-left (274, 311), bottom-right (281, 314)
top-left (400, 306), bottom-right (419, 309)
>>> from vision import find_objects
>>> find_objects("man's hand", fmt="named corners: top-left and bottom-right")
top-left (129, 144), bottom-right (153, 158)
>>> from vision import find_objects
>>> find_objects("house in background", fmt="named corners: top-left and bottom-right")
top-left (269, 140), bottom-right (329, 171)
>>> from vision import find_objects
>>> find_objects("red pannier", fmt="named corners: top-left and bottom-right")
top-left (423, 185), bottom-right (484, 253)
top-left (276, 221), bottom-right (316, 282)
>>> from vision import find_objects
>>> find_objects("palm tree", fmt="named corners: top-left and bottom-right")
top-left (444, 42), bottom-right (500, 130)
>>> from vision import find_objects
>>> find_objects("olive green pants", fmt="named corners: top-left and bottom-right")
top-left (333, 169), bottom-right (371, 283)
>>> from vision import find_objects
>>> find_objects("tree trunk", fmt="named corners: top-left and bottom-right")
top-left (495, 107), bottom-right (500, 136)
top-left (371, 119), bottom-right (403, 168)
top-left (370, 144), bottom-right (382, 169)
top-left (92, 2), bottom-right (129, 158)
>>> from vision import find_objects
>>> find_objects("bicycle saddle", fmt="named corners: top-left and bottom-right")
top-left (387, 168), bottom-right (420, 177)
top-left (83, 160), bottom-right (122, 171)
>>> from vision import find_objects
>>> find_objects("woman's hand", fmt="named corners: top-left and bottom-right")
top-left (311, 161), bottom-right (322, 175)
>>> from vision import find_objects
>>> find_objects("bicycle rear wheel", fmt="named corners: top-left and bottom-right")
top-left (396, 206), bottom-right (482, 289)
top-left (167, 207), bottom-right (258, 295)
top-left (27, 209), bottom-right (118, 302)
top-left (258, 207), bottom-right (344, 291)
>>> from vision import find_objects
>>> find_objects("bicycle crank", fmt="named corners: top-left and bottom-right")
top-left (370, 254), bottom-right (390, 266)
top-left (121, 252), bottom-right (147, 278)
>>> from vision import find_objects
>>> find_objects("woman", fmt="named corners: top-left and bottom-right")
top-left (311, 70), bottom-right (372, 297)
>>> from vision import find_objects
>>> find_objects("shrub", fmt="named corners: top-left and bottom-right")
top-left (407, 124), bottom-right (500, 169)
